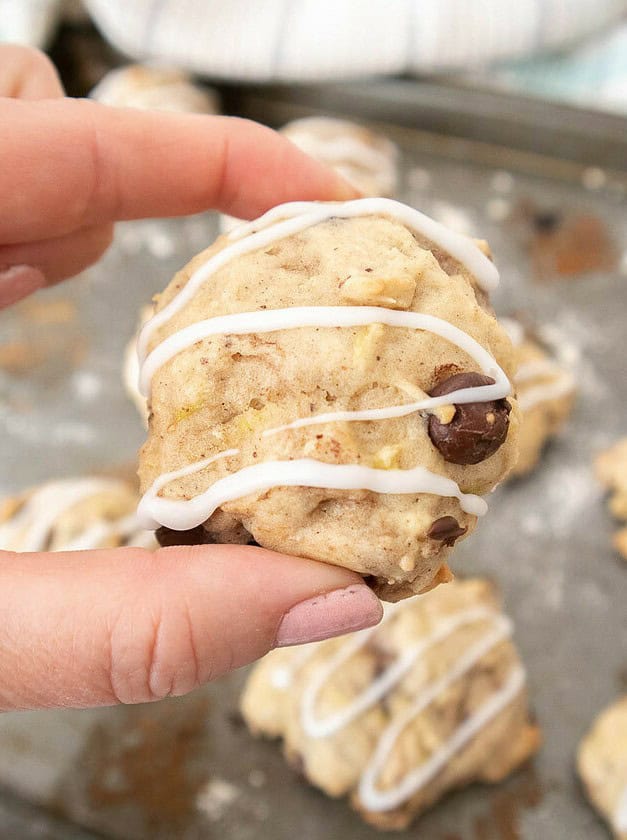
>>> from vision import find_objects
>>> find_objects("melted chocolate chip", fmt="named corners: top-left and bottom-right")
top-left (427, 516), bottom-right (468, 547)
top-left (427, 372), bottom-right (510, 465)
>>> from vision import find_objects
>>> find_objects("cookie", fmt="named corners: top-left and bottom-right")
top-left (595, 437), bottom-right (627, 559)
top-left (578, 696), bottom-right (627, 839)
top-left (90, 64), bottom-right (219, 114)
top-left (219, 116), bottom-right (399, 234)
top-left (137, 198), bottom-right (520, 600)
top-left (241, 578), bottom-right (540, 830)
top-left (0, 477), bottom-right (156, 552)
top-left (501, 318), bottom-right (576, 478)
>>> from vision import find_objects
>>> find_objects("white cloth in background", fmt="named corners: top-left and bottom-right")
top-left (1, 0), bottom-right (627, 112)
top-left (83, 0), bottom-right (626, 81)
top-left (0, 0), bottom-right (64, 47)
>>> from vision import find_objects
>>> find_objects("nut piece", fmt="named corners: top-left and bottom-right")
top-left (427, 372), bottom-right (511, 465)
top-left (340, 272), bottom-right (416, 309)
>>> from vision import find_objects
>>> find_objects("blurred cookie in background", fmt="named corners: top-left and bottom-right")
top-left (501, 317), bottom-right (576, 479)
top-left (595, 437), bottom-right (627, 560)
top-left (578, 696), bottom-right (627, 839)
top-left (281, 116), bottom-right (399, 198)
top-left (220, 116), bottom-right (400, 233)
top-left (90, 63), bottom-right (219, 114)
top-left (0, 476), bottom-right (155, 552)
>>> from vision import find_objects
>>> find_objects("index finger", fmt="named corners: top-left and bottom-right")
top-left (0, 98), bottom-right (359, 243)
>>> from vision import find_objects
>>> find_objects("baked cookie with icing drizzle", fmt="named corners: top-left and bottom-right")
top-left (578, 696), bottom-right (627, 839)
top-left (501, 318), bottom-right (576, 478)
top-left (90, 64), bottom-right (219, 114)
top-left (0, 477), bottom-right (156, 552)
top-left (220, 116), bottom-right (399, 234)
top-left (595, 437), bottom-right (627, 559)
top-left (137, 198), bottom-right (520, 600)
top-left (241, 578), bottom-right (540, 830)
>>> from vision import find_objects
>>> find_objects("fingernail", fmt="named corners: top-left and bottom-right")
top-left (275, 584), bottom-right (382, 648)
top-left (0, 265), bottom-right (46, 309)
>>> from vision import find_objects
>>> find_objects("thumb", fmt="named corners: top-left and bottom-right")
top-left (0, 544), bottom-right (381, 711)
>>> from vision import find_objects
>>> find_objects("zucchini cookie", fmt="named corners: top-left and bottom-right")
top-left (137, 198), bottom-right (520, 600)
top-left (241, 578), bottom-right (540, 830)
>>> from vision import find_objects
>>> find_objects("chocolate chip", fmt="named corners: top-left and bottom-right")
top-left (428, 516), bottom-right (467, 547)
top-left (427, 372), bottom-right (510, 465)
top-left (155, 525), bottom-right (216, 547)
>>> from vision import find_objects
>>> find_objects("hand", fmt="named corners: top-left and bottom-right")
top-left (0, 46), bottom-right (382, 712)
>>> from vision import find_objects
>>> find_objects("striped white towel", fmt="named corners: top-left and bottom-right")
top-left (82, 0), bottom-right (626, 81)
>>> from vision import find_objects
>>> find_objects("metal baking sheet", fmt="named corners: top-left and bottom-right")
top-left (0, 107), bottom-right (626, 840)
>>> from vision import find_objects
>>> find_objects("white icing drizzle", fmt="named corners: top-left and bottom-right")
top-left (301, 606), bottom-right (498, 740)
top-left (139, 305), bottom-right (509, 401)
top-left (138, 456), bottom-right (487, 531)
top-left (0, 479), bottom-right (153, 553)
top-left (515, 360), bottom-right (576, 412)
top-left (137, 199), bottom-right (506, 533)
top-left (359, 659), bottom-right (525, 812)
top-left (137, 197), bottom-right (499, 363)
top-left (615, 785), bottom-right (627, 833)
top-left (500, 318), bottom-right (576, 411)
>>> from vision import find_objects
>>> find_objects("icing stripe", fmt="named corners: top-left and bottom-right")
top-left (139, 305), bottom-right (509, 399)
top-left (358, 628), bottom-right (524, 812)
top-left (137, 456), bottom-right (487, 530)
top-left (301, 606), bottom-right (497, 740)
top-left (138, 197), bottom-right (499, 360)
top-left (516, 360), bottom-right (575, 411)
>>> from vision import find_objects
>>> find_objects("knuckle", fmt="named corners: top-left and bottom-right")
top-left (106, 557), bottom-right (207, 704)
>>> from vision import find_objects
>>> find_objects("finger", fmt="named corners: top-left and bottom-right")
top-left (0, 44), bottom-right (64, 99)
top-left (0, 222), bottom-right (114, 290)
top-left (0, 99), bottom-right (360, 243)
top-left (0, 544), bottom-right (382, 711)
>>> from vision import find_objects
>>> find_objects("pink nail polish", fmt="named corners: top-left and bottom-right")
top-left (275, 584), bottom-right (382, 648)
top-left (0, 265), bottom-right (46, 309)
